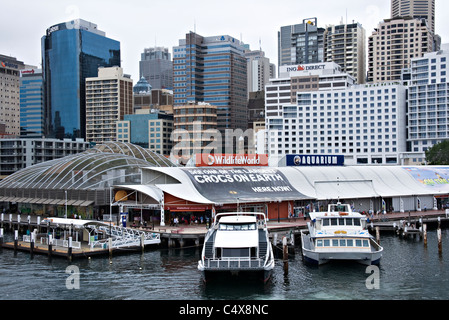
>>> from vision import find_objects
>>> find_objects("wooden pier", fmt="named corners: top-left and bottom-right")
top-left (368, 214), bottom-right (449, 239)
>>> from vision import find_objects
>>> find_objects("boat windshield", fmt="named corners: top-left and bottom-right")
top-left (219, 223), bottom-right (257, 231)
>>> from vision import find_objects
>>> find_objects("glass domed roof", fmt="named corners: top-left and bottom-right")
top-left (0, 142), bottom-right (176, 190)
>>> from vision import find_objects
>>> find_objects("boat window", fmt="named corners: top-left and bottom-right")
top-left (363, 240), bottom-right (370, 248)
top-left (346, 218), bottom-right (353, 226)
top-left (338, 218), bottom-right (345, 226)
top-left (322, 219), bottom-right (330, 226)
top-left (356, 239), bottom-right (362, 247)
top-left (331, 219), bottom-right (338, 226)
top-left (324, 239), bottom-right (330, 247)
top-left (339, 239), bottom-right (346, 247)
top-left (347, 239), bottom-right (354, 247)
top-left (354, 219), bottom-right (361, 226)
top-left (332, 239), bottom-right (339, 247)
top-left (219, 223), bottom-right (257, 231)
top-left (222, 248), bottom-right (250, 257)
top-left (316, 240), bottom-right (323, 247)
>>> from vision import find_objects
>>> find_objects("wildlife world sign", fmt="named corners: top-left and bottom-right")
top-left (183, 167), bottom-right (308, 203)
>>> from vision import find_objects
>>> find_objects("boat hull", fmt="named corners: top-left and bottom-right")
top-left (301, 232), bottom-right (383, 266)
top-left (199, 267), bottom-right (273, 283)
top-left (302, 249), bottom-right (382, 266)
top-left (198, 258), bottom-right (274, 282)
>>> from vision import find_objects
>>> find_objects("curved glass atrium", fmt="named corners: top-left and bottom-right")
top-left (0, 142), bottom-right (176, 191)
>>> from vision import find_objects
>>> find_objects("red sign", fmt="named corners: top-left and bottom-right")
top-left (195, 154), bottom-right (269, 167)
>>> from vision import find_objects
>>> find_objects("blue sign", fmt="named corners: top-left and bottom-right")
top-left (286, 155), bottom-right (344, 167)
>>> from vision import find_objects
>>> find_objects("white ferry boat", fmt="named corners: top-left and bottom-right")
top-left (198, 212), bottom-right (275, 282)
top-left (300, 203), bottom-right (383, 266)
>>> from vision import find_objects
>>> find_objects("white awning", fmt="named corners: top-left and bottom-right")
top-left (314, 180), bottom-right (379, 200)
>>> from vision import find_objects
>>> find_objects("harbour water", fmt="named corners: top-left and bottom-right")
top-left (0, 228), bottom-right (448, 301)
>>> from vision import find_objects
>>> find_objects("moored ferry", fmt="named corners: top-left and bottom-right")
top-left (198, 212), bottom-right (275, 282)
top-left (300, 203), bottom-right (383, 266)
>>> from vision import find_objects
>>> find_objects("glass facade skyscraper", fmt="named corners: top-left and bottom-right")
top-left (42, 19), bottom-right (120, 140)
top-left (173, 32), bottom-right (248, 142)
top-left (20, 68), bottom-right (44, 138)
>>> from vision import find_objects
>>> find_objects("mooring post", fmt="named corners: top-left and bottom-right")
top-left (283, 237), bottom-right (288, 275)
top-left (48, 234), bottom-right (53, 259)
top-left (30, 231), bottom-right (35, 257)
top-left (14, 229), bottom-right (18, 252)
top-left (0, 228), bottom-right (3, 248)
top-left (438, 217), bottom-right (442, 255)
top-left (108, 237), bottom-right (113, 260)
top-left (68, 236), bottom-right (73, 262)
top-left (141, 233), bottom-right (145, 253)
top-left (376, 226), bottom-right (380, 244)
top-left (423, 224), bottom-right (428, 247)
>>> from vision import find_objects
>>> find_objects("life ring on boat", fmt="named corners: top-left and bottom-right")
top-left (339, 212), bottom-right (348, 216)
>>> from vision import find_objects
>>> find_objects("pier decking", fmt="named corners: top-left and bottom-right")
top-left (1, 209), bottom-right (448, 258)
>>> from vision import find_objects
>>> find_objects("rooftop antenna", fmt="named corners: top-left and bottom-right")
top-left (194, 18), bottom-right (196, 33)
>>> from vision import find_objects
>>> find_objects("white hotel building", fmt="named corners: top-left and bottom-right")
top-left (407, 44), bottom-right (449, 155)
top-left (264, 62), bottom-right (407, 166)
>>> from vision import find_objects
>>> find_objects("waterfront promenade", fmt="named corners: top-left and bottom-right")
top-left (1, 209), bottom-right (448, 253)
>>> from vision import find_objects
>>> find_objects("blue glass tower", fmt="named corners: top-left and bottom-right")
top-left (20, 68), bottom-right (44, 138)
top-left (42, 19), bottom-right (120, 140)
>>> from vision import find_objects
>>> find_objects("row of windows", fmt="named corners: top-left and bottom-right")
top-left (316, 238), bottom-right (370, 248)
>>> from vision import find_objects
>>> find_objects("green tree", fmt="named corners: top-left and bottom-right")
top-left (425, 140), bottom-right (449, 165)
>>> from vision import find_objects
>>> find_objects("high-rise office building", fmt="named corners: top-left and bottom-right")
top-left (42, 19), bottom-right (121, 140)
top-left (139, 47), bottom-right (173, 90)
top-left (117, 109), bottom-right (174, 155)
top-left (324, 22), bottom-right (366, 84)
top-left (20, 68), bottom-right (44, 138)
top-left (368, 16), bottom-right (434, 83)
top-left (0, 55), bottom-right (25, 136)
top-left (278, 18), bottom-right (325, 69)
top-left (86, 67), bottom-right (133, 144)
top-left (245, 49), bottom-right (275, 96)
top-left (391, 0), bottom-right (435, 34)
top-left (173, 32), bottom-right (248, 149)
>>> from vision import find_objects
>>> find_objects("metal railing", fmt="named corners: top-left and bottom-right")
top-left (89, 225), bottom-right (160, 250)
top-left (203, 257), bottom-right (266, 270)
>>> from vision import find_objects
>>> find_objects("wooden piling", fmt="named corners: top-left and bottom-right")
top-left (14, 230), bottom-right (18, 252)
top-left (68, 237), bottom-right (73, 262)
top-left (423, 224), bottom-right (427, 247)
top-left (30, 232), bottom-right (34, 257)
top-left (376, 226), bottom-right (380, 244)
top-left (438, 228), bottom-right (443, 255)
top-left (0, 228), bottom-right (3, 248)
top-left (283, 237), bottom-right (288, 275)
top-left (141, 233), bottom-right (145, 253)
top-left (108, 237), bottom-right (113, 259)
top-left (48, 234), bottom-right (53, 259)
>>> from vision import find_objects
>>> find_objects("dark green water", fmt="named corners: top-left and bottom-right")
top-left (0, 229), bottom-right (448, 301)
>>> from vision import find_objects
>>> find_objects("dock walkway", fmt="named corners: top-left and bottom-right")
top-left (1, 209), bottom-right (448, 252)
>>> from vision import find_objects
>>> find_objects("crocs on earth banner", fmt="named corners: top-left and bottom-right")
top-left (182, 167), bottom-right (308, 203)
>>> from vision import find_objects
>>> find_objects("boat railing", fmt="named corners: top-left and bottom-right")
top-left (203, 257), bottom-right (266, 270)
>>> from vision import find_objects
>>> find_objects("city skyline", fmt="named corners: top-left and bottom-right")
top-left (4, 0), bottom-right (448, 83)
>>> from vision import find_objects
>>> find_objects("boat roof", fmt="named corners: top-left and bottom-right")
top-left (309, 211), bottom-right (364, 220)
top-left (41, 217), bottom-right (110, 228)
top-left (218, 215), bottom-right (257, 224)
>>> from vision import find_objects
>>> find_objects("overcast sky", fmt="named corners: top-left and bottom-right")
top-left (2, 0), bottom-right (448, 81)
